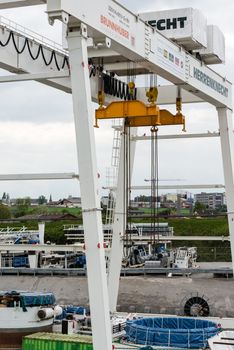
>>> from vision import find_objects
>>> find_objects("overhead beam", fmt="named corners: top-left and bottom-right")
top-left (137, 86), bottom-right (204, 105)
top-left (132, 132), bottom-right (220, 141)
top-left (0, 0), bottom-right (45, 8)
top-left (47, 0), bottom-right (232, 109)
top-left (131, 184), bottom-right (225, 190)
top-left (0, 243), bottom-right (84, 253)
top-left (104, 184), bottom-right (225, 190)
top-left (0, 3), bottom-right (231, 108)
top-left (0, 173), bottom-right (79, 181)
top-left (0, 71), bottom-right (69, 83)
top-left (129, 235), bottom-right (230, 242)
top-left (0, 21), bottom-right (205, 105)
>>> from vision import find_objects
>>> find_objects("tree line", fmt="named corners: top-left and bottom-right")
top-left (0, 194), bottom-right (50, 219)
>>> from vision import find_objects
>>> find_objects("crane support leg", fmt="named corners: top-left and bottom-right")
top-left (108, 127), bottom-right (137, 312)
top-left (217, 107), bottom-right (234, 273)
top-left (67, 28), bottom-right (112, 350)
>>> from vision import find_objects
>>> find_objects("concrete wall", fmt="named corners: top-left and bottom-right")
top-left (1, 275), bottom-right (233, 317)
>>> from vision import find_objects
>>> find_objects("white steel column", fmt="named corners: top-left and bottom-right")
top-left (108, 127), bottom-right (137, 312)
top-left (38, 222), bottom-right (45, 244)
top-left (217, 107), bottom-right (234, 272)
top-left (67, 27), bottom-right (112, 350)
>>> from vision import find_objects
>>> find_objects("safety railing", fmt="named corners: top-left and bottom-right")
top-left (0, 15), bottom-right (67, 55)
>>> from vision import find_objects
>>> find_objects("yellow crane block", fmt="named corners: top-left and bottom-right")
top-left (160, 110), bottom-right (185, 127)
top-left (95, 100), bottom-right (185, 130)
top-left (95, 100), bottom-right (160, 128)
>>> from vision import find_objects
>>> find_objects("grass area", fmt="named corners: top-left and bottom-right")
top-left (161, 217), bottom-right (230, 262)
top-left (9, 205), bottom-right (82, 217)
top-left (168, 217), bottom-right (229, 236)
top-left (138, 208), bottom-right (190, 215)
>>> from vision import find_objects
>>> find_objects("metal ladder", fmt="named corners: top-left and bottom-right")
top-left (111, 125), bottom-right (122, 168)
top-left (105, 122), bottom-right (122, 226)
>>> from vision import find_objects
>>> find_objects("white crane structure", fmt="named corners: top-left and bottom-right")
top-left (0, 2), bottom-right (233, 350)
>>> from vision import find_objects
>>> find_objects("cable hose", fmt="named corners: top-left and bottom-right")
top-left (103, 73), bottom-right (137, 101)
top-left (0, 30), bottom-right (13, 47)
top-left (0, 30), bottom-right (69, 71)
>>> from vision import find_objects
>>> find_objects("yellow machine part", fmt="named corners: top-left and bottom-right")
top-left (160, 110), bottom-right (185, 126)
top-left (95, 100), bottom-right (185, 128)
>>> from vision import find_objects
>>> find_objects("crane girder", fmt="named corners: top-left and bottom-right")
top-left (0, 0), bottom-right (45, 8)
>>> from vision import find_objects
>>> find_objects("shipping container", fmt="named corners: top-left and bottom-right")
top-left (22, 332), bottom-right (93, 350)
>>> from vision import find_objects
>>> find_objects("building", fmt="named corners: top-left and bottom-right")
top-left (194, 192), bottom-right (225, 210)
top-left (165, 193), bottom-right (178, 203)
top-left (10, 198), bottom-right (41, 206)
top-left (48, 197), bottom-right (82, 208)
top-left (16, 213), bottom-right (79, 221)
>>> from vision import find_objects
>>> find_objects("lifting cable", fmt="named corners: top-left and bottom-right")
top-left (123, 121), bottom-right (134, 259)
top-left (127, 121), bottom-right (132, 254)
top-left (123, 122), bottom-right (128, 257)
top-left (145, 72), bottom-right (160, 249)
top-left (150, 125), bottom-right (160, 249)
top-left (0, 30), bottom-right (69, 70)
top-left (148, 72), bottom-right (159, 250)
top-left (123, 63), bottom-right (136, 258)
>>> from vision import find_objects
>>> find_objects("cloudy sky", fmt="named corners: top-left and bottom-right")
top-left (0, 0), bottom-right (233, 200)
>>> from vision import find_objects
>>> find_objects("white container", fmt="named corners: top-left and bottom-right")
top-left (196, 25), bottom-right (225, 64)
top-left (140, 8), bottom-right (207, 50)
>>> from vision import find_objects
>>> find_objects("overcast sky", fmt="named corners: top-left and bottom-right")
top-left (0, 0), bottom-right (233, 200)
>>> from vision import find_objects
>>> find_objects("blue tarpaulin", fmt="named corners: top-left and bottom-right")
top-left (55, 306), bottom-right (87, 320)
top-left (125, 317), bottom-right (220, 349)
top-left (0, 291), bottom-right (56, 307)
top-left (20, 292), bottom-right (56, 306)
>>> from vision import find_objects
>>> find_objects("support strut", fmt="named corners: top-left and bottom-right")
top-left (217, 107), bottom-right (234, 275)
top-left (67, 26), bottom-right (112, 350)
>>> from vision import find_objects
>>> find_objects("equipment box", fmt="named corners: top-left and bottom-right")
top-left (196, 25), bottom-right (225, 64)
top-left (140, 8), bottom-right (207, 50)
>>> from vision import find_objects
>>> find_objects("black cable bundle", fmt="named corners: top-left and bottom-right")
top-left (102, 73), bottom-right (137, 100)
top-left (0, 30), bottom-right (69, 71)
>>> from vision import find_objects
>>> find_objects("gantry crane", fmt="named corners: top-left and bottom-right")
top-left (0, 2), bottom-right (233, 350)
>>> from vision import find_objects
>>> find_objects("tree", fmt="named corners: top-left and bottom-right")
top-left (0, 204), bottom-right (11, 219)
top-left (6, 193), bottom-right (10, 204)
top-left (216, 204), bottom-right (227, 213)
top-left (193, 201), bottom-right (206, 215)
top-left (15, 197), bottom-right (31, 207)
top-left (14, 197), bottom-right (31, 218)
top-left (30, 205), bottom-right (49, 215)
top-left (38, 195), bottom-right (47, 205)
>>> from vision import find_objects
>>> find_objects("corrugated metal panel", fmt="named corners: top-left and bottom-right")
top-left (22, 333), bottom-right (93, 350)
